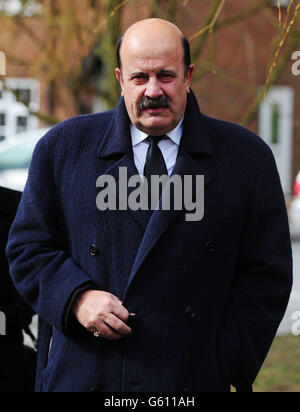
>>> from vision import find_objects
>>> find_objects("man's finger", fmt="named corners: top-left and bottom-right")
top-left (111, 304), bottom-right (131, 323)
top-left (111, 294), bottom-right (122, 303)
top-left (93, 319), bottom-right (124, 341)
top-left (105, 313), bottom-right (132, 336)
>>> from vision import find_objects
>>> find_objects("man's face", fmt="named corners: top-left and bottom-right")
top-left (116, 28), bottom-right (194, 136)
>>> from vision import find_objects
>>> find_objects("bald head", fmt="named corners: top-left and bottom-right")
top-left (124, 18), bottom-right (183, 39)
top-left (116, 19), bottom-right (191, 76)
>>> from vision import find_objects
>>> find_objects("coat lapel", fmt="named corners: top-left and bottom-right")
top-left (96, 97), bottom-right (152, 230)
top-left (123, 90), bottom-right (214, 298)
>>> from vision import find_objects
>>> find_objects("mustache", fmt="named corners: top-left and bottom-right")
top-left (139, 95), bottom-right (171, 110)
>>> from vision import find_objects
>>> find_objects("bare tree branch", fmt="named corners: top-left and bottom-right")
top-left (241, 30), bottom-right (300, 127)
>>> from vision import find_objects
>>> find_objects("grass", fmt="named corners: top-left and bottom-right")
top-left (253, 334), bottom-right (300, 392)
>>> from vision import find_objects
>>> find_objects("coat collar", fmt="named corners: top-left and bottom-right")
top-left (96, 97), bottom-right (132, 159)
top-left (180, 90), bottom-right (213, 156)
top-left (96, 89), bottom-right (213, 159)
top-left (95, 90), bottom-right (213, 231)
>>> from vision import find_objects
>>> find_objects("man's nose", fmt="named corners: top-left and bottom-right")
top-left (145, 77), bottom-right (163, 99)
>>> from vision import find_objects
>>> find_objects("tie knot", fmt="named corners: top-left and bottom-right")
top-left (148, 135), bottom-right (166, 145)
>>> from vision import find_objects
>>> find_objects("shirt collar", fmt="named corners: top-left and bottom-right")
top-left (131, 116), bottom-right (184, 147)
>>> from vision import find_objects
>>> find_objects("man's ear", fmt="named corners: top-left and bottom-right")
top-left (185, 64), bottom-right (195, 93)
top-left (115, 68), bottom-right (124, 96)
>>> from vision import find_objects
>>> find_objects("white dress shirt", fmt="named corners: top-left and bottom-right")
top-left (130, 117), bottom-right (184, 178)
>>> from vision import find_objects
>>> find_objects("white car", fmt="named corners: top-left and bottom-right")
top-left (0, 128), bottom-right (50, 192)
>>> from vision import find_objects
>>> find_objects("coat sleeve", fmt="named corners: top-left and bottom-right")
top-left (6, 137), bottom-right (94, 335)
top-left (217, 144), bottom-right (293, 391)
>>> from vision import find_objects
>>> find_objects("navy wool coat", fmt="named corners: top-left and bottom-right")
top-left (6, 91), bottom-right (292, 392)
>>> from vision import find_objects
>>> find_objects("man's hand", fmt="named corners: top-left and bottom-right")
top-left (72, 290), bottom-right (133, 340)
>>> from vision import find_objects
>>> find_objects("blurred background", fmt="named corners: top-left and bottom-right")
top-left (0, 0), bottom-right (300, 392)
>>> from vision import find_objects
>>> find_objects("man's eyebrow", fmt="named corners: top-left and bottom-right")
top-left (157, 69), bottom-right (177, 76)
top-left (129, 71), bottom-right (148, 79)
top-left (128, 69), bottom-right (178, 79)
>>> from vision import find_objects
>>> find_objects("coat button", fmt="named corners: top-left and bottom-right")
top-left (89, 245), bottom-right (99, 257)
top-left (205, 241), bottom-right (214, 253)
top-left (185, 306), bottom-right (196, 319)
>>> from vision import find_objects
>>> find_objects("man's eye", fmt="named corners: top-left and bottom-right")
top-left (159, 73), bottom-right (175, 81)
top-left (132, 75), bottom-right (147, 81)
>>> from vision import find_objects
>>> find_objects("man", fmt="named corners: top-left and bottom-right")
top-left (0, 187), bottom-right (35, 392)
top-left (7, 19), bottom-right (292, 392)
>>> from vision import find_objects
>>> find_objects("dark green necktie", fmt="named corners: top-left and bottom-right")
top-left (143, 135), bottom-right (168, 209)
